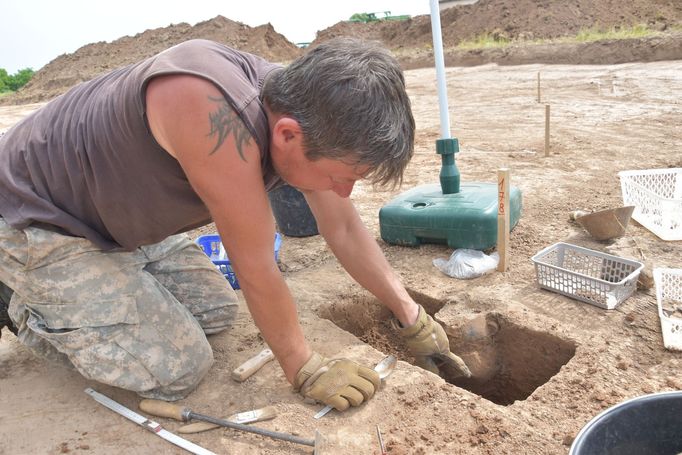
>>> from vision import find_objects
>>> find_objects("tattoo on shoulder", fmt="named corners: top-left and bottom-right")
top-left (207, 96), bottom-right (252, 161)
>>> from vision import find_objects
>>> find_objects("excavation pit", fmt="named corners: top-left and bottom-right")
top-left (445, 312), bottom-right (576, 405)
top-left (320, 294), bottom-right (576, 406)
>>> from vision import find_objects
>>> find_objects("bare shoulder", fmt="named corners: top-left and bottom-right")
top-left (145, 74), bottom-right (219, 127)
top-left (144, 74), bottom-right (265, 208)
top-left (145, 75), bottom-right (253, 161)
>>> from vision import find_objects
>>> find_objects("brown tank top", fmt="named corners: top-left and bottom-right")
top-left (0, 40), bottom-right (282, 250)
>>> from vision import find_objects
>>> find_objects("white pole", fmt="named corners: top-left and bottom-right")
top-left (429, 0), bottom-right (451, 139)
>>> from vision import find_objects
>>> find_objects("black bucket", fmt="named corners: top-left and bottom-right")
top-left (268, 184), bottom-right (319, 237)
top-left (570, 391), bottom-right (682, 455)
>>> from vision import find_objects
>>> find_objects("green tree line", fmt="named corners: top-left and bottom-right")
top-left (0, 68), bottom-right (34, 93)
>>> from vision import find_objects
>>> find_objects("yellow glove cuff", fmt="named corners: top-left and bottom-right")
top-left (391, 304), bottom-right (429, 339)
top-left (293, 352), bottom-right (327, 391)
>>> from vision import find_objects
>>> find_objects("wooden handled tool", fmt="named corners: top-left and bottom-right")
top-left (178, 406), bottom-right (276, 434)
top-left (139, 399), bottom-right (315, 448)
top-left (85, 388), bottom-right (215, 455)
top-left (231, 348), bottom-right (275, 382)
top-left (140, 398), bottom-right (188, 420)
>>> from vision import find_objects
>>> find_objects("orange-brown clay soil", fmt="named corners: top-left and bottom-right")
top-left (1, 2), bottom-right (682, 454)
top-left (2, 58), bottom-right (681, 455)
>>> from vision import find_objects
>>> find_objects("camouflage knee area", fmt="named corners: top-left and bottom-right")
top-left (143, 235), bottom-right (239, 334)
top-left (136, 342), bottom-right (215, 401)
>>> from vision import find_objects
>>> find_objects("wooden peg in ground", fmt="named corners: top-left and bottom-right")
top-left (497, 168), bottom-right (510, 272)
top-left (544, 104), bottom-right (551, 156)
top-left (537, 71), bottom-right (541, 103)
top-left (637, 261), bottom-right (655, 290)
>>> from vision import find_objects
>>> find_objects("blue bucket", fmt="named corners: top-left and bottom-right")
top-left (195, 233), bottom-right (282, 290)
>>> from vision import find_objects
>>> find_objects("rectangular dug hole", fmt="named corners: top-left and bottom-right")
top-left (319, 292), bottom-right (576, 406)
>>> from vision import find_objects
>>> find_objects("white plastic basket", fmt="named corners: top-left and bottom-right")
top-left (654, 268), bottom-right (682, 351)
top-left (618, 168), bottom-right (682, 241)
top-left (532, 243), bottom-right (643, 310)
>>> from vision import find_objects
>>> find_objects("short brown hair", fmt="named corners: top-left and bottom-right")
top-left (262, 38), bottom-right (415, 187)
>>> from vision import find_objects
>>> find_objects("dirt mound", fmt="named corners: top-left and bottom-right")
top-left (4, 15), bottom-right (301, 105)
top-left (314, 0), bottom-right (682, 49)
top-left (397, 31), bottom-right (682, 69)
top-left (3, 0), bottom-right (682, 106)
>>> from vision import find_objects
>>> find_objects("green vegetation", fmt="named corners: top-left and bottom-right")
top-left (0, 68), bottom-right (35, 93)
top-left (349, 11), bottom-right (410, 23)
top-left (456, 24), bottom-right (663, 50)
top-left (570, 24), bottom-right (654, 43)
top-left (457, 32), bottom-right (511, 50)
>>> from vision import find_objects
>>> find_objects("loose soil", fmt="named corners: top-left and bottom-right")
top-left (1, 2), bottom-right (682, 455)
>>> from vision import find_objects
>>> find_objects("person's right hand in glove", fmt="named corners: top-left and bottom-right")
top-left (293, 352), bottom-right (380, 411)
top-left (393, 304), bottom-right (471, 378)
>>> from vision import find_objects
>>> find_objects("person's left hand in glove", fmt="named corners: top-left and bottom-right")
top-left (393, 304), bottom-right (471, 378)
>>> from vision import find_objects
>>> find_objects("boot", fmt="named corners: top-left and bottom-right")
top-left (0, 281), bottom-right (17, 337)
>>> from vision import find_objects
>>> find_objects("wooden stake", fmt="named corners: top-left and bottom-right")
top-left (537, 71), bottom-right (541, 103)
top-left (544, 104), bottom-right (550, 156)
top-left (497, 168), bottom-right (510, 272)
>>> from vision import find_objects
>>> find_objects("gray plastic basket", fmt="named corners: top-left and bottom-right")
top-left (531, 242), bottom-right (643, 310)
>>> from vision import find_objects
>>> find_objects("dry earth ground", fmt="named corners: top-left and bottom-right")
top-left (1, 60), bottom-right (681, 454)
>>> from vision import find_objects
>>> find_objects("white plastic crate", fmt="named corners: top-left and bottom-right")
top-left (618, 168), bottom-right (682, 241)
top-left (532, 243), bottom-right (643, 310)
top-left (654, 268), bottom-right (682, 351)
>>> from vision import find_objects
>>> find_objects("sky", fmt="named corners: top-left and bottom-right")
top-left (0, 0), bottom-right (433, 74)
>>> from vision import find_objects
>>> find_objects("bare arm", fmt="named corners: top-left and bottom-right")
top-left (145, 74), bottom-right (310, 383)
top-left (303, 190), bottom-right (419, 327)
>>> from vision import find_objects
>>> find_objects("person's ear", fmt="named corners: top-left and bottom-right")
top-left (272, 117), bottom-right (302, 150)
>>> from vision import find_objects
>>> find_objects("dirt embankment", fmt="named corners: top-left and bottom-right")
top-left (315, 0), bottom-right (681, 49)
top-left (313, 0), bottom-right (682, 69)
top-left (2, 0), bottom-right (682, 106)
top-left (3, 15), bottom-right (300, 105)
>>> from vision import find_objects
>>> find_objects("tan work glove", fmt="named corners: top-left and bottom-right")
top-left (293, 352), bottom-right (380, 411)
top-left (393, 305), bottom-right (471, 378)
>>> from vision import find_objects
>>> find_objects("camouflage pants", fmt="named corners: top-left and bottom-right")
top-left (0, 219), bottom-right (238, 400)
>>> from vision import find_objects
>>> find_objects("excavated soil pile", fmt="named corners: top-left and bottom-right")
top-left (314, 0), bottom-right (682, 68)
top-left (4, 15), bottom-right (300, 105)
top-left (3, 0), bottom-right (682, 106)
top-left (315, 0), bottom-right (681, 49)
